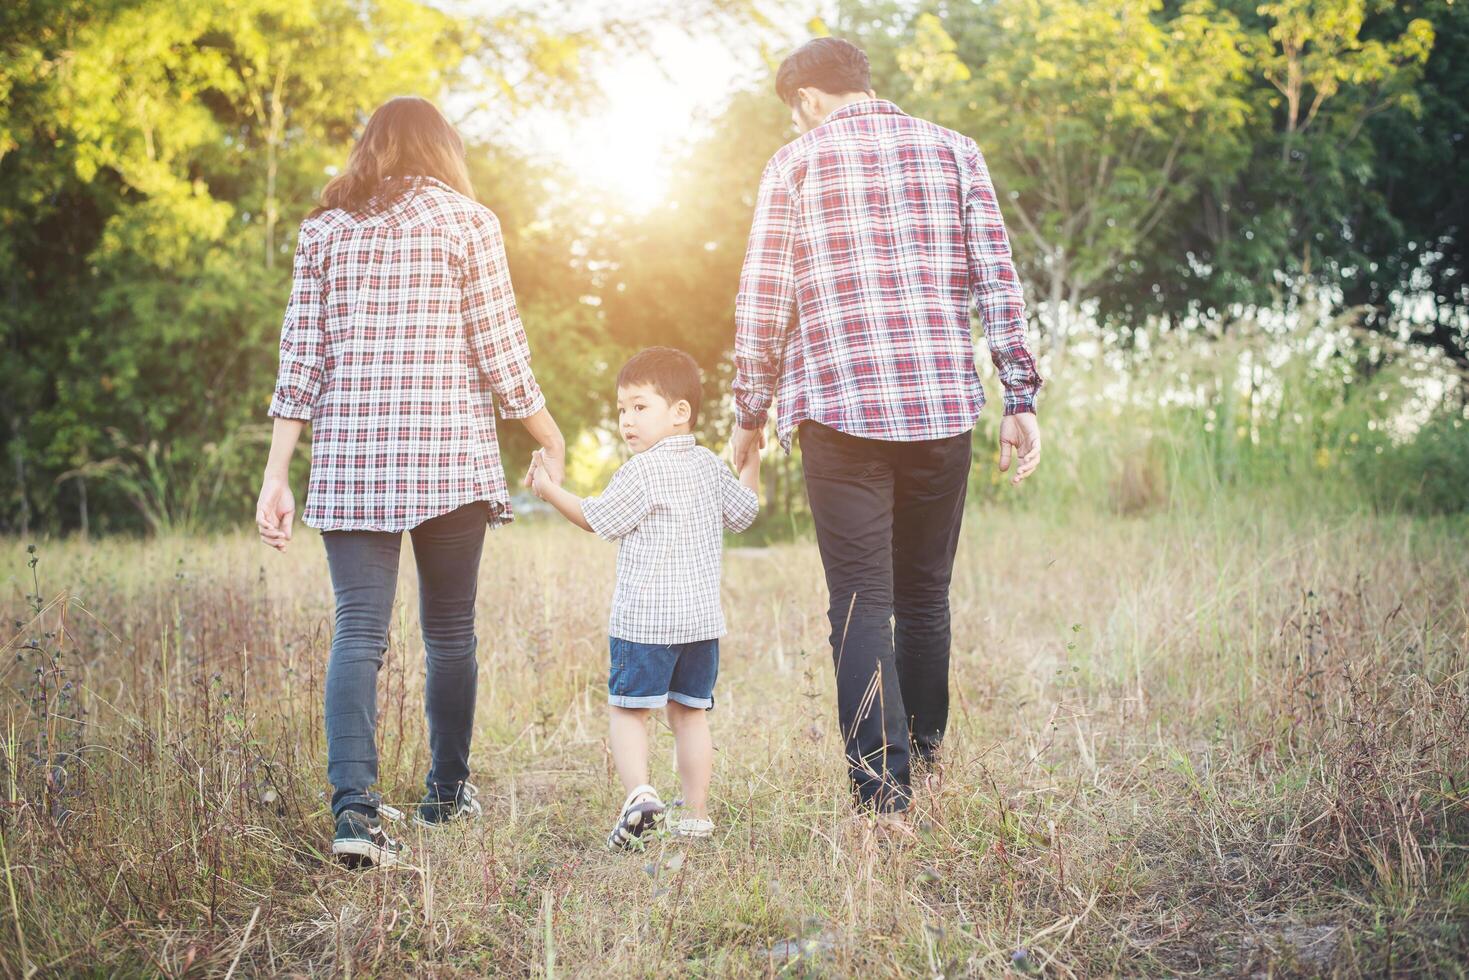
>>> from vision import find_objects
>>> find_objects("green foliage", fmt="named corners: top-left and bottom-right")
top-left (2, 0), bottom-right (1466, 535)
top-left (1356, 412), bottom-right (1469, 515)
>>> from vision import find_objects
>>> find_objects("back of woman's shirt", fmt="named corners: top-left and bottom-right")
top-left (269, 176), bottom-right (544, 533)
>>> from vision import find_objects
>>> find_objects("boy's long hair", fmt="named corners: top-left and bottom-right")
top-left (313, 96), bottom-right (475, 216)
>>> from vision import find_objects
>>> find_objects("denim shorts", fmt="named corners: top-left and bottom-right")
top-left (608, 636), bottom-right (719, 710)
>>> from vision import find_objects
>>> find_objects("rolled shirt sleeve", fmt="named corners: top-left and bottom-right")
top-left (962, 139), bottom-right (1043, 416)
top-left (462, 211), bottom-right (546, 420)
top-left (268, 230), bottom-right (326, 421)
top-left (732, 158), bottom-right (799, 431)
top-left (581, 462), bottom-right (653, 541)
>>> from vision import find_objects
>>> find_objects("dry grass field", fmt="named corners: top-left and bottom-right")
top-left (2, 502), bottom-right (1467, 976)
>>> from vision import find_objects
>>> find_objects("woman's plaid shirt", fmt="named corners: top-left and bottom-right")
top-left (269, 177), bottom-right (545, 532)
top-left (733, 100), bottom-right (1043, 450)
top-left (581, 435), bottom-right (759, 644)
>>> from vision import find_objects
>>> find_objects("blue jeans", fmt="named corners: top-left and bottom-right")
top-left (608, 636), bottom-right (720, 710)
top-left (321, 501), bottom-right (487, 816)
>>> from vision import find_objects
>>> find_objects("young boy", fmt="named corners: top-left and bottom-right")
top-left (529, 347), bottom-right (760, 848)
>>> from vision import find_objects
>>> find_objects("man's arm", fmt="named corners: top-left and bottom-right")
top-left (732, 158), bottom-right (798, 462)
top-left (962, 139), bottom-right (1043, 417)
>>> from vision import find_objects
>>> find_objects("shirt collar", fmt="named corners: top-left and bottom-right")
top-left (823, 99), bottom-right (907, 125)
top-left (643, 433), bottom-right (696, 454)
top-left (385, 174), bottom-right (454, 192)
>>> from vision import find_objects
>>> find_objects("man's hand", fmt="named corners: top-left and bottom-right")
top-left (998, 412), bottom-right (1041, 485)
top-left (732, 423), bottom-right (767, 474)
top-left (255, 473), bottom-right (295, 552)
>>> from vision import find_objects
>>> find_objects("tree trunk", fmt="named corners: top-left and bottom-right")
top-left (75, 475), bottom-right (88, 539)
top-left (10, 415), bottom-right (29, 539)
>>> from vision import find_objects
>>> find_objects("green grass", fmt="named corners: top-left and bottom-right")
top-left (1, 497), bottom-right (1466, 976)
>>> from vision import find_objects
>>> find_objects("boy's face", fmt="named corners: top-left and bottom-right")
top-left (617, 383), bottom-right (691, 452)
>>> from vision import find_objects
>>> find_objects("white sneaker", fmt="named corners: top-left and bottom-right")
top-left (673, 817), bottom-right (714, 839)
top-left (607, 784), bottom-right (665, 850)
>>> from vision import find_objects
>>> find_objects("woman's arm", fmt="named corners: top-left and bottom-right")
top-left (519, 407), bottom-right (567, 486)
top-left (257, 418), bottom-right (305, 551)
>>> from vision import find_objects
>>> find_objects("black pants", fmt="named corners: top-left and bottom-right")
top-left (799, 422), bottom-right (971, 813)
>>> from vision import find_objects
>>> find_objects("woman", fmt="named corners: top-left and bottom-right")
top-left (255, 96), bottom-right (565, 868)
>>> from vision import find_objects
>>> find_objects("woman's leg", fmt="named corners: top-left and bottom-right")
top-left (322, 529), bottom-right (402, 816)
top-left (665, 702), bottom-right (712, 820)
top-left (408, 502), bottom-right (488, 801)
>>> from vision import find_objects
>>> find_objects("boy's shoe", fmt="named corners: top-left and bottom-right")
top-left (673, 817), bottom-right (714, 839)
top-left (332, 807), bottom-right (408, 868)
top-left (413, 781), bottom-right (483, 828)
top-left (606, 784), bottom-right (665, 851)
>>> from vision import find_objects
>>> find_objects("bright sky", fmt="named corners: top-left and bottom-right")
top-left (456, 3), bottom-right (820, 212)
top-left (535, 27), bottom-right (767, 212)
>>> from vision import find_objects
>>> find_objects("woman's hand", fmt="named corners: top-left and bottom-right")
top-left (529, 449), bottom-right (559, 500)
top-left (256, 473), bottom-right (296, 551)
top-left (526, 445), bottom-right (564, 490)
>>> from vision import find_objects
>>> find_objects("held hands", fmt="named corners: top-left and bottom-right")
top-left (524, 446), bottom-right (564, 492)
top-left (528, 449), bottom-right (560, 500)
top-left (731, 423), bottom-right (766, 476)
top-left (736, 434), bottom-right (761, 494)
top-left (255, 473), bottom-right (295, 552)
top-left (998, 412), bottom-right (1041, 485)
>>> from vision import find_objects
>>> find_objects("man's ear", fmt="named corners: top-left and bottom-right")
top-left (674, 399), bottom-right (693, 425)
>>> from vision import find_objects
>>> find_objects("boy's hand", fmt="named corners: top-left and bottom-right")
top-left (530, 449), bottom-right (559, 500)
top-left (735, 437), bottom-right (761, 495)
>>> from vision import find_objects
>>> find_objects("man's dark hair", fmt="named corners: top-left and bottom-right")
top-left (617, 347), bottom-right (703, 428)
top-left (775, 37), bottom-right (871, 106)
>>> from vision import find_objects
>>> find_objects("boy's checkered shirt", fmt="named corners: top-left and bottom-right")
top-left (581, 435), bottom-right (759, 644)
top-left (269, 176), bottom-right (544, 532)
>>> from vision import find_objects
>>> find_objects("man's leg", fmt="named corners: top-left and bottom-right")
top-left (892, 430), bottom-right (972, 764)
top-left (408, 502), bottom-right (488, 802)
top-left (799, 422), bottom-right (912, 812)
top-left (321, 529), bottom-right (402, 816)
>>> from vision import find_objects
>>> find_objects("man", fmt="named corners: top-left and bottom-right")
top-left (731, 37), bottom-right (1043, 819)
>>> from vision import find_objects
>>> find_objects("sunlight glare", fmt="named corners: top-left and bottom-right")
top-left (550, 37), bottom-right (746, 213)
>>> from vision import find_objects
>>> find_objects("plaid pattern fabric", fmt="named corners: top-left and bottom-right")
top-left (581, 435), bottom-right (759, 644)
top-left (733, 100), bottom-right (1042, 450)
top-left (269, 176), bottom-right (545, 532)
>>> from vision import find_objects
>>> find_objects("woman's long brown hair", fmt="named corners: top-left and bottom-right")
top-left (313, 96), bottom-right (475, 216)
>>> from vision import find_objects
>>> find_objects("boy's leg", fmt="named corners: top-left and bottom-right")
top-left (408, 502), bottom-right (489, 802)
top-left (321, 529), bottom-right (402, 816)
top-left (665, 702), bottom-right (712, 820)
top-left (608, 706), bottom-right (653, 794)
top-left (891, 431), bottom-right (972, 764)
top-left (665, 638), bottom-right (718, 820)
top-left (798, 422), bottom-right (912, 814)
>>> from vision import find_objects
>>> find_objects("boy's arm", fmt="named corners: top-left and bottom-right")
top-left (721, 452), bottom-right (760, 533)
top-left (535, 474), bottom-right (594, 532)
top-left (737, 445), bottom-right (760, 496)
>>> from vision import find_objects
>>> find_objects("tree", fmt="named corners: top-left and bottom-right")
top-left (886, 0), bottom-right (1256, 349)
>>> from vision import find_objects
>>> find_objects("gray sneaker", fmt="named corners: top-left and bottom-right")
top-left (332, 807), bottom-right (408, 868)
top-left (414, 781), bottom-right (483, 828)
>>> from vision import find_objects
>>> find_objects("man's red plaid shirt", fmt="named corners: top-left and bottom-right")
top-left (733, 100), bottom-right (1042, 449)
top-left (269, 176), bottom-right (545, 532)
